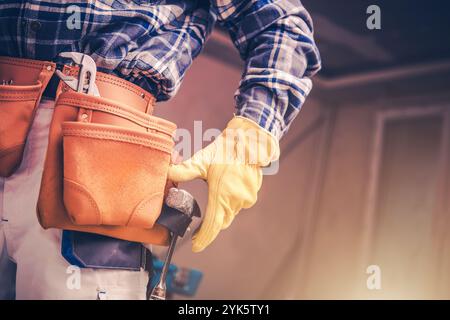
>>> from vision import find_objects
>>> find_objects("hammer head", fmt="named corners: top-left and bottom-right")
top-left (165, 188), bottom-right (201, 218)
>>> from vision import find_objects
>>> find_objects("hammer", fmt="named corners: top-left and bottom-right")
top-left (149, 188), bottom-right (200, 300)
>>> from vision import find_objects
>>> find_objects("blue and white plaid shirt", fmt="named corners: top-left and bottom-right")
top-left (0, 0), bottom-right (321, 139)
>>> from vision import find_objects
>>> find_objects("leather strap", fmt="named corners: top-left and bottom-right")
top-left (0, 55), bottom-right (156, 114)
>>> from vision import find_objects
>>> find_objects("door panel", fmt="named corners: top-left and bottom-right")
top-left (296, 105), bottom-right (450, 299)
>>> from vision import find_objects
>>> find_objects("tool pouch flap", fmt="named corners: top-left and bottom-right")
top-left (37, 89), bottom-right (177, 245)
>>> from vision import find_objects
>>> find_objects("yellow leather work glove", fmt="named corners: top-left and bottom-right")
top-left (168, 116), bottom-right (280, 252)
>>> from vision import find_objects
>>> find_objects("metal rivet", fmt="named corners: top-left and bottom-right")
top-left (46, 65), bottom-right (52, 71)
top-left (81, 113), bottom-right (88, 121)
top-left (141, 93), bottom-right (145, 99)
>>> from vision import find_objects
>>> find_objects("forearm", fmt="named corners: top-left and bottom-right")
top-left (211, 0), bottom-right (321, 139)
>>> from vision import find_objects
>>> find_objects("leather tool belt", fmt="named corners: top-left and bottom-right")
top-left (0, 56), bottom-right (177, 246)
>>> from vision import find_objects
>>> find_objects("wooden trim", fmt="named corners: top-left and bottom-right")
top-left (315, 60), bottom-right (450, 89)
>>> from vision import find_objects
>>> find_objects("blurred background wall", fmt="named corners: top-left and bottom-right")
top-left (154, 0), bottom-right (450, 299)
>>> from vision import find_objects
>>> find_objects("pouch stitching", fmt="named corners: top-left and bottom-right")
top-left (0, 90), bottom-right (40, 95)
top-left (0, 83), bottom-right (43, 100)
top-left (97, 73), bottom-right (152, 102)
top-left (58, 96), bottom-right (159, 125)
top-left (64, 68), bottom-right (153, 104)
top-left (0, 91), bottom-right (41, 98)
top-left (64, 178), bottom-right (102, 225)
top-left (63, 126), bottom-right (166, 140)
top-left (58, 97), bottom-right (174, 135)
top-left (63, 125), bottom-right (173, 150)
top-left (0, 56), bottom-right (51, 66)
top-left (0, 86), bottom-right (42, 93)
top-left (65, 101), bottom-right (172, 135)
top-left (127, 192), bottom-right (163, 227)
top-left (0, 59), bottom-right (48, 69)
top-left (0, 96), bottom-right (40, 101)
top-left (63, 128), bottom-right (173, 153)
top-left (61, 119), bottom-right (174, 143)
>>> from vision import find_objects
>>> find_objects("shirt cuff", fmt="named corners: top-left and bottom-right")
top-left (234, 101), bottom-right (284, 141)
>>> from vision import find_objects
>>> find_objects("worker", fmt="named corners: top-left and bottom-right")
top-left (0, 1), bottom-right (321, 299)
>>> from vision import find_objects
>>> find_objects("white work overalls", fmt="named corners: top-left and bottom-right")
top-left (0, 99), bottom-right (149, 300)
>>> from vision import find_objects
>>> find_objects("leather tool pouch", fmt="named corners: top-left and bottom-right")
top-left (0, 57), bottom-right (55, 177)
top-left (60, 94), bottom-right (175, 228)
top-left (37, 70), bottom-right (177, 246)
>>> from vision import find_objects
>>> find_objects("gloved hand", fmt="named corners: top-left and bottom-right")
top-left (168, 116), bottom-right (280, 252)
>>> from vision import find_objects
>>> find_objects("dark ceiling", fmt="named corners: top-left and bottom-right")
top-left (302, 0), bottom-right (450, 78)
top-left (208, 0), bottom-right (450, 79)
